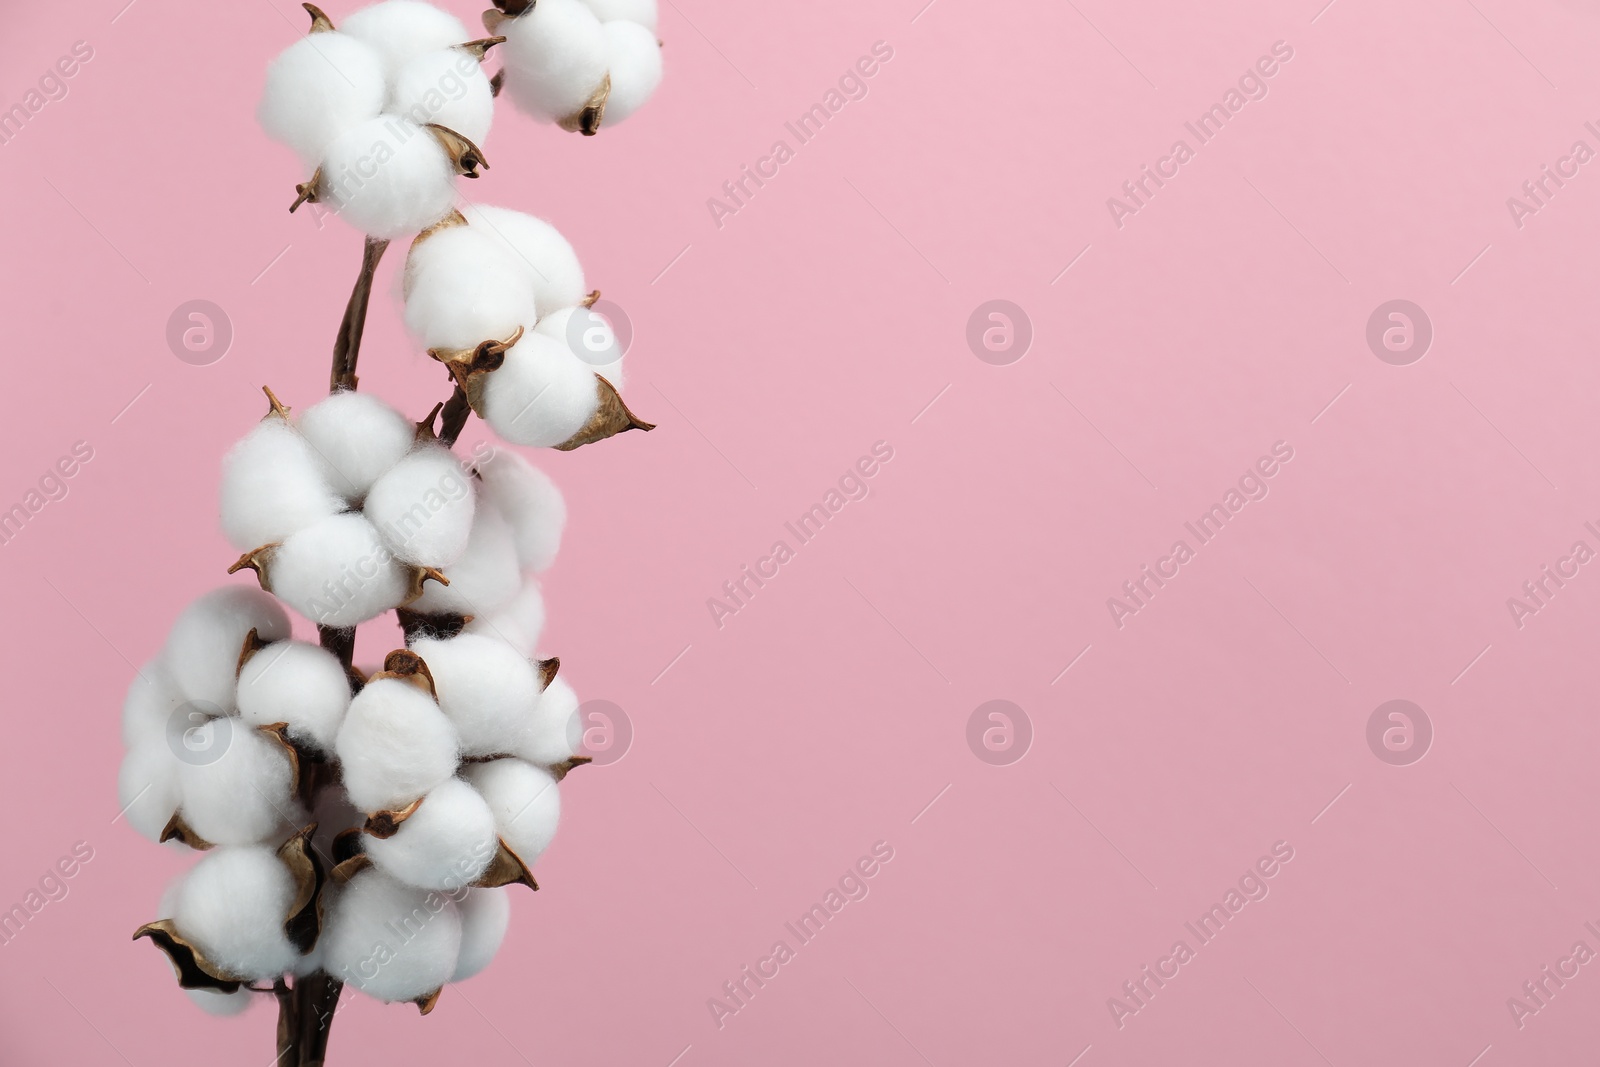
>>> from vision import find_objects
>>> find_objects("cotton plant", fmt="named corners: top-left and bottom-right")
top-left (119, 1), bottom-right (660, 1061)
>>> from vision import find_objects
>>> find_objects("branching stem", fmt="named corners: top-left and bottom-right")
top-left (329, 236), bottom-right (390, 393)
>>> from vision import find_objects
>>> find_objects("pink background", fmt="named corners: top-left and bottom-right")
top-left (3, 0), bottom-right (1600, 1063)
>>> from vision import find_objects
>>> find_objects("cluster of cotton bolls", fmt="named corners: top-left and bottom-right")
top-left (491, 0), bottom-right (662, 134)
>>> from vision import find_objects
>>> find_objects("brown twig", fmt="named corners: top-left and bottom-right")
top-left (329, 236), bottom-right (390, 393)
top-left (439, 385), bottom-right (473, 448)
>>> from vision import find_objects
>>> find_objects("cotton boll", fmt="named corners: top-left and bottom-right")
top-left (534, 306), bottom-right (624, 390)
top-left (464, 759), bottom-right (560, 866)
top-left (236, 641), bottom-right (352, 754)
top-left (365, 778), bottom-right (497, 891)
top-left (481, 333), bottom-right (600, 448)
top-left (407, 503), bottom-right (520, 616)
top-left (336, 677), bottom-right (460, 812)
top-left (259, 32), bottom-right (387, 166)
top-left (165, 588), bottom-right (291, 713)
top-left (172, 847), bottom-right (301, 980)
top-left (340, 1), bottom-right (470, 82)
top-left (451, 888), bottom-right (511, 981)
top-left (600, 21), bottom-right (662, 125)
top-left (319, 116), bottom-right (457, 240)
top-left (402, 227), bottom-right (537, 351)
top-left (364, 446), bottom-right (477, 567)
top-left (321, 868), bottom-right (462, 1001)
top-left (118, 740), bottom-right (181, 843)
top-left (392, 48), bottom-right (495, 146)
top-left (410, 634), bottom-right (539, 757)
top-left (122, 661), bottom-right (184, 750)
top-left (462, 580), bottom-right (545, 655)
top-left (220, 417), bottom-right (347, 552)
top-left (511, 676), bottom-right (582, 767)
top-left (583, 0), bottom-right (658, 30)
top-left (269, 514), bottom-right (412, 627)
top-left (186, 987), bottom-right (255, 1016)
top-left (178, 724), bottom-right (302, 847)
top-left (500, 0), bottom-right (609, 124)
top-left (461, 205), bottom-right (586, 316)
top-left (297, 392), bottom-right (417, 503)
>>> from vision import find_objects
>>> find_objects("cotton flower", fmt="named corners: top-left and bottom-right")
top-left (172, 847), bottom-right (303, 981)
top-left (498, 0), bottom-right (610, 127)
top-left (336, 676), bottom-right (461, 812)
top-left (599, 20), bottom-right (663, 125)
top-left (364, 445), bottom-right (477, 567)
top-left (511, 675), bottom-right (582, 767)
top-left (221, 416), bottom-right (347, 552)
top-left (411, 633), bottom-right (541, 757)
top-left (265, 513), bottom-right (415, 627)
top-left (122, 661), bottom-right (185, 751)
top-left (406, 502), bottom-right (520, 616)
top-left (317, 116), bottom-right (459, 240)
top-left (392, 46), bottom-right (496, 146)
top-left (118, 739), bottom-right (182, 843)
top-left (462, 579), bottom-right (546, 655)
top-left (583, 0), bottom-right (658, 30)
top-left (475, 450), bottom-right (565, 572)
top-left (464, 759), bottom-right (560, 866)
top-left (178, 723), bottom-right (302, 847)
top-left (451, 888), bottom-right (510, 982)
top-left (236, 640), bottom-right (352, 754)
top-left (535, 305), bottom-right (625, 387)
top-left (460, 204), bottom-right (587, 317)
top-left (364, 777), bottom-right (497, 891)
top-left (341, 1), bottom-right (471, 83)
top-left (402, 225), bottom-right (536, 351)
top-left (258, 31), bottom-right (387, 167)
top-left (297, 391), bottom-right (417, 503)
top-left (164, 588), bottom-right (291, 714)
top-left (321, 867), bottom-right (462, 1002)
top-left (480, 331), bottom-right (603, 448)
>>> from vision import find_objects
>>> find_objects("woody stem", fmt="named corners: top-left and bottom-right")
top-left (329, 236), bottom-right (390, 393)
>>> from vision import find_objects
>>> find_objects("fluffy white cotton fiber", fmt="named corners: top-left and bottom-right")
top-left (365, 445), bottom-right (476, 567)
top-left (599, 21), bottom-right (662, 125)
top-left (392, 47), bottom-right (495, 146)
top-left (269, 514), bottom-right (413, 627)
top-left (259, 32), bottom-right (387, 167)
top-left (451, 887), bottom-right (510, 982)
top-left (178, 724), bottom-right (301, 847)
top-left (164, 588), bottom-right (291, 714)
top-left (411, 633), bottom-right (539, 756)
top-left (221, 417), bottom-right (347, 552)
top-left (297, 391), bottom-right (417, 503)
top-left (364, 777), bottom-right (497, 890)
top-left (118, 739), bottom-right (181, 843)
top-left (336, 677), bottom-right (460, 812)
top-left (172, 847), bottom-right (301, 980)
top-left (512, 675), bottom-right (582, 767)
top-left (462, 579), bottom-right (546, 655)
top-left (460, 204), bottom-right (587, 316)
top-left (476, 450), bottom-right (565, 572)
top-left (499, 0), bottom-right (609, 124)
top-left (481, 332), bottom-right (601, 448)
top-left (340, 1), bottom-right (471, 81)
top-left (407, 503), bottom-right (520, 616)
top-left (464, 759), bottom-right (560, 866)
top-left (583, 0), bottom-right (658, 30)
top-left (319, 116), bottom-right (457, 240)
top-left (402, 226), bottom-right (536, 351)
top-left (534, 305), bottom-right (625, 388)
top-left (122, 661), bottom-right (184, 750)
top-left (236, 641), bottom-right (352, 754)
top-left (321, 868), bottom-right (462, 1001)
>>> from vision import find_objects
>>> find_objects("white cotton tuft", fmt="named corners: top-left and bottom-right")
top-left (471, 450), bottom-right (567, 573)
top-left (392, 48), bottom-right (495, 146)
top-left (236, 641), bottom-right (352, 754)
top-left (220, 417), bottom-right (347, 552)
top-left (178, 724), bottom-right (302, 847)
top-left (499, 0), bottom-right (609, 124)
top-left (164, 588), bottom-right (291, 713)
top-left (481, 332), bottom-right (600, 449)
top-left (319, 116), bottom-right (457, 240)
top-left (118, 740), bottom-right (181, 843)
top-left (336, 677), bottom-right (460, 812)
top-left (464, 759), bottom-right (560, 866)
top-left (462, 579), bottom-right (546, 655)
top-left (172, 847), bottom-right (302, 980)
top-left (583, 0), bottom-right (658, 30)
top-left (461, 204), bottom-right (587, 316)
top-left (259, 32), bottom-right (387, 166)
top-left (511, 675), bottom-right (582, 767)
top-left (364, 777), bottom-right (497, 891)
top-left (364, 446), bottom-right (477, 567)
top-left (407, 503), bottom-right (521, 616)
top-left (600, 21), bottom-right (663, 125)
top-left (185, 987), bottom-right (256, 1016)
top-left (269, 514), bottom-right (413, 627)
top-left (534, 305), bottom-right (625, 390)
top-left (297, 392), bottom-right (417, 503)
top-left (321, 868), bottom-right (462, 1001)
top-left (451, 887), bottom-right (511, 981)
top-left (122, 661), bottom-right (184, 751)
top-left (340, 1), bottom-right (471, 82)
top-left (402, 227), bottom-right (537, 351)
top-left (410, 633), bottom-right (539, 757)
